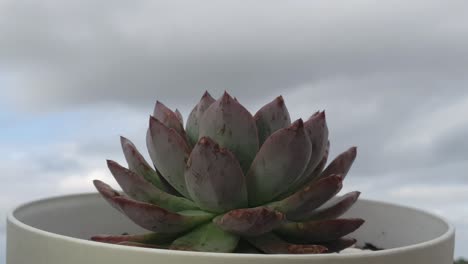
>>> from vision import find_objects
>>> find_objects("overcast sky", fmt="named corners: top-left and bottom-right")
top-left (1, 0), bottom-right (468, 261)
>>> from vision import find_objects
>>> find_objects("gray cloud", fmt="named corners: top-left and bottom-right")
top-left (1, 0), bottom-right (468, 260)
top-left (1, 0), bottom-right (468, 109)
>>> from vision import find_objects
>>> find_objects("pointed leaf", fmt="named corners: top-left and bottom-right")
top-left (120, 136), bottom-right (168, 191)
top-left (113, 196), bottom-right (213, 233)
top-left (185, 137), bottom-right (247, 213)
top-left (93, 180), bottom-right (123, 212)
top-left (268, 175), bottom-right (343, 221)
top-left (320, 238), bottom-right (357, 253)
top-left (307, 140), bottom-right (330, 181)
top-left (186, 91), bottom-right (215, 146)
top-left (198, 92), bottom-right (259, 173)
top-left (320, 147), bottom-right (357, 180)
top-left (91, 232), bottom-right (176, 245)
top-left (292, 141), bottom-right (330, 190)
top-left (147, 116), bottom-right (191, 197)
top-left (246, 119), bottom-right (312, 206)
top-left (153, 101), bottom-right (186, 138)
top-left (293, 111), bottom-right (328, 187)
top-left (174, 109), bottom-right (183, 124)
top-left (170, 223), bottom-right (239, 252)
top-left (107, 160), bottom-right (198, 212)
top-left (254, 96), bottom-right (291, 146)
top-left (246, 233), bottom-right (327, 254)
top-left (306, 191), bottom-right (361, 221)
top-left (213, 207), bottom-right (285, 236)
top-left (276, 218), bottom-right (365, 243)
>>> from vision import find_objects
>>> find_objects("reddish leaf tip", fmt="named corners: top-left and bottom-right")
top-left (317, 110), bottom-right (326, 120)
top-left (221, 91), bottom-right (234, 103)
top-left (106, 159), bottom-right (119, 168)
top-left (275, 95), bottom-right (285, 106)
top-left (290, 119), bottom-right (304, 131)
top-left (202, 90), bottom-right (212, 98)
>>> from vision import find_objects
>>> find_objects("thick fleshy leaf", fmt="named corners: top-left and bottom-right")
top-left (307, 140), bottom-right (330, 180)
top-left (186, 91), bottom-right (215, 146)
top-left (107, 160), bottom-right (198, 212)
top-left (156, 168), bottom-right (182, 196)
top-left (320, 238), bottom-right (357, 253)
top-left (253, 96), bottom-right (291, 146)
top-left (113, 196), bottom-right (213, 233)
top-left (91, 232), bottom-right (176, 245)
top-left (276, 218), bottom-right (365, 243)
top-left (268, 175), bottom-right (343, 221)
top-left (305, 191), bottom-right (361, 221)
top-left (246, 233), bottom-right (327, 254)
top-left (185, 137), bottom-right (247, 213)
top-left (246, 119), bottom-right (312, 206)
top-left (292, 111), bottom-right (328, 187)
top-left (174, 109), bottom-right (183, 124)
top-left (120, 136), bottom-right (168, 191)
top-left (319, 147), bottom-right (357, 180)
top-left (279, 140), bottom-right (330, 199)
top-left (147, 116), bottom-right (191, 197)
top-left (198, 92), bottom-right (259, 173)
top-left (170, 223), bottom-right (239, 252)
top-left (153, 101), bottom-right (186, 137)
top-left (93, 180), bottom-right (123, 212)
top-left (213, 207), bottom-right (285, 236)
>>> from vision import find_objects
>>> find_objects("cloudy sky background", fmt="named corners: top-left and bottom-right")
top-left (1, 0), bottom-right (468, 261)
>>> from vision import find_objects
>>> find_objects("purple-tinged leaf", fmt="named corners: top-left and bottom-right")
top-left (213, 207), bottom-right (285, 236)
top-left (292, 111), bottom-right (328, 187)
top-left (279, 140), bottom-right (330, 199)
top-left (320, 238), bottom-right (357, 253)
top-left (320, 146), bottom-right (357, 180)
top-left (93, 180), bottom-right (123, 212)
top-left (186, 91), bottom-right (216, 146)
top-left (276, 218), bottom-right (365, 243)
top-left (245, 233), bottom-right (328, 254)
top-left (113, 196), bottom-right (213, 233)
top-left (91, 232), bottom-right (176, 245)
top-left (153, 101), bottom-right (186, 138)
top-left (305, 191), bottom-right (361, 221)
top-left (170, 223), bottom-right (239, 252)
top-left (147, 116), bottom-right (191, 197)
top-left (174, 109), bottom-right (183, 125)
top-left (246, 119), bottom-right (312, 206)
top-left (268, 175), bottom-right (343, 221)
top-left (253, 96), bottom-right (291, 146)
top-left (120, 136), bottom-right (167, 191)
top-left (107, 160), bottom-right (197, 212)
top-left (198, 91), bottom-right (259, 173)
top-left (185, 137), bottom-right (247, 213)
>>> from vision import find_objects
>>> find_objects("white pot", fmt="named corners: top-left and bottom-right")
top-left (7, 193), bottom-right (454, 264)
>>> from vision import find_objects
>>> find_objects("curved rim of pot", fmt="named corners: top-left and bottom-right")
top-left (7, 192), bottom-right (455, 260)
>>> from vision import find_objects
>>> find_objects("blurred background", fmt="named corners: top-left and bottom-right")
top-left (1, 1), bottom-right (468, 262)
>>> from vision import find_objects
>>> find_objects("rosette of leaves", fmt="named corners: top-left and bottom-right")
top-left (91, 91), bottom-right (363, 254)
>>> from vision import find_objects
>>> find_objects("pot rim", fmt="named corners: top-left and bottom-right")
top-left (7, 192), bottom-right (455, 260)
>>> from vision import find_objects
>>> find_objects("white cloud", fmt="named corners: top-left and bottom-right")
top-left (57, 168), bottom-right (117, 193)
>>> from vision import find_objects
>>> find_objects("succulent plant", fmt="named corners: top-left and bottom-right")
top-left (91, 91), bottom-right (364, 254)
